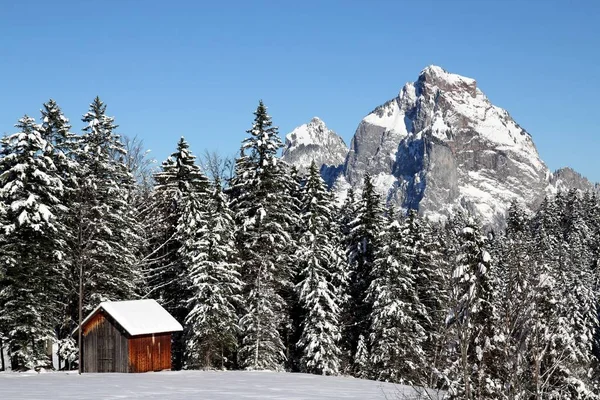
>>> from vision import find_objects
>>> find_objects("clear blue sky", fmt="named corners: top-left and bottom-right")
top-left (1, 0), bottom-right (599, 180)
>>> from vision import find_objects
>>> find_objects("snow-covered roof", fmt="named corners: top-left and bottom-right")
top-left (77, 299), bottom-right (183, 336)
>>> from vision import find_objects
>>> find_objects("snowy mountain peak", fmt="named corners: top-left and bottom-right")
top-left (309, 116), bottom-right (325, 125)
top-left (282, 66), bottom-right (595, 227)
top-left (417, 65), bottom-right (477, 96)
top-left (282, 117), bottom-right (347, 174)
top-left (285, 117), bottom-right (332, 151)
top-left (341, 65), bottom-right (551, 225)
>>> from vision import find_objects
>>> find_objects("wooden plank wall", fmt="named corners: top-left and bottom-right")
top-left (82, 312), bottom-right (129, 373)
top-left (128, 333), bottom-right (172, 373)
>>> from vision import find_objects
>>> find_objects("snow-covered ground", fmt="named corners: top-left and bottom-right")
top-left (0, 370), bottom-right (441, 399)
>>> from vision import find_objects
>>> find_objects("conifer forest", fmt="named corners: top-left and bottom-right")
top-left (0, 98), bottom-right (599, 399)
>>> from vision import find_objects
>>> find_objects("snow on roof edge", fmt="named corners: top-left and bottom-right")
top-left (72, 299), bottom-right (183, 337)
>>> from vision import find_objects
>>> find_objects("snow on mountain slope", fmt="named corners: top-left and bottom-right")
top-left (282, 66), bottom-right (595, 226)
top-left (282, 117), bottom-right (347, 174)
top-left (0, 370), bottom-right (442, 399)
top-left (548, 167), bottom-right (600, 195)
top-left (341, 65), bottom-right (552, 226)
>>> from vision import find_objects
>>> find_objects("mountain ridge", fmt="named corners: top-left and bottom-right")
top-left (281, 116), bottom-right (347, 174)
top-left (282, 66), bottom-right (597, 226)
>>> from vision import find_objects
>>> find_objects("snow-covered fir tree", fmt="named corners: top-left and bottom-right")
top-left (295, 162), bottom-right (344, 375)
top-left (353, 334), bottom-right (369, 379)
top-left (0, 116), bottom-right (68, 370)
top-left (185, 182), bottom-right (242, 370)
top-left (493, 200), bottom-right (535, 399)
top-left (145, 137), bottom-right (210, 370)
top-left (337, 187), bottom-right (358, 372)
top-left (528, 196), bottom-right (571, 398)
top-left (403, 209), bottom-right (449, 383)
top-left (281, 163), bottom-right (304, 371)
top-left (73, 97), bottom-right (141, 312)
top-left (344, 173), bottom-right (384, 374)
top-left (229, 101), bottom-right (295, 371)
top-left (367, 207), bottom-right (427, 384)
top-left (446, 216), bottom-right (497, 399)
top-left (38, 99), bottom-right (81, 368)
top-left (553, 190), bottom-right (598, 397)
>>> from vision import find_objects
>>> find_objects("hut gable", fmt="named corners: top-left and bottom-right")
top-left (77, 299), bottom-right (183, 373)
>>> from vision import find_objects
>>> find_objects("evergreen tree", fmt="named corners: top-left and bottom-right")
top-left (295, 162), bottom-right (344, 375)
top-left (529, 196), bottom-right (568, 398)
top-left (70, 98), bottom-right (142, 372)
top-left (229, 101), bottom-right (295, 370)
top-left (446, 217), bottom-right (497, 399)
top-left (74, 97), bottom-right (141, 308)
top-left (38, 99), bottom-right (81, 369)
top-left (557, 190), bottom-right (598, 397)
top-left (337, 187), bottom-right (358, 372)
top-left (282, 163), bottom-right (304, 371)
top-left (345, 174), bottom-right (384, 371)
top-left (353, 334), bottom-right (369, 379)
top-left (368, 208), bottom-right (426, 383)
top-left (0, 116), bottom-right (68, 370)
top-left (404, 209), bottom-right (449, 375)
top-left (145, 137), bottom-right (210, 370)
top-left (494, 200), bottom-right (535, 398)
top-left (185, 182), bottom-right (241, 370)
top-left (339, 188), bottom-right (357, 242)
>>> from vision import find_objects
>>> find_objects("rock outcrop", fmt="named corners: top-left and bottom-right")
top-left (282, 117), bottom-right (347, 175)
top-left (284, 66), bottom-right (596, 226)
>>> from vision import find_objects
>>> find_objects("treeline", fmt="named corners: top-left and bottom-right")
top-left (0, 99), bottom-right (598, 399)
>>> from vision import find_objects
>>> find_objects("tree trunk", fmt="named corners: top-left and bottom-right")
top-left (254, 266), bottom-right (262, 369)
top-left (10, 343), bottom-right (19, 371)
top-left (0, 337), bottom-right (5, 372)
top-left (462, 345), bottom-right (471, 400)
top-left (78, 258), bottom-right (83, 375)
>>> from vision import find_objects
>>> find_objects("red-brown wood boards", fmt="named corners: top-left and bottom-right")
top-left (75, 299), bottom-right (183, 373)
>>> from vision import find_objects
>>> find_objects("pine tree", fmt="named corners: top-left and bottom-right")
top-left (38, 99), bottom-right (81, 369)
top-left (446, 217), bottom-right (496, 399)
top-left (494, 200), bottom-right (535, 398)
top-left (185, 182), bottom-right (242, 370)
top-left (368, 207), bottom-right (426, 383)
top-left (557, 190), bottom-right (598, 397)
top-left (144, 137), bottom-right (210, 370)
top-left (345, 174), bottom-right (384, 372)
top-left (229, 101), bottom-right (295, 370)
top-left (404, 210), bottom-right (449, 378)
top-left (529, 196), bottom-right (567, 398)
top-left (72, 98), bottom-right (142, 357)
top-left (295, 162), bottom-right (344, 375)
top-left (585, 192), bottom-right (600, 388)
top-left (353, 334), bottom-right (369, 379)
top-left (282, 163), bottom-right (304, 371)
top-left (0, 116), bottom-right (68, 370)
top-left (337, 187), bottom-right (358, 372)
top-left (339, 188), bottom-right (357, 242)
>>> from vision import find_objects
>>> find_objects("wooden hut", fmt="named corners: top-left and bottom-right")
top-left (75, 299), bottom-right (183, 373)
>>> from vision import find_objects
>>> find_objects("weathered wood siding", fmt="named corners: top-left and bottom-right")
top-left (82, 312), bottom-right (129, 373)
top-left (128, 333), bottom-right (172, 373)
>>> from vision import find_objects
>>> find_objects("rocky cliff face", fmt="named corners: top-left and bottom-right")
top-left (549, 167), bottom-right (599, 194)
top-left (282, 117), bottom-right (347, 174)
top-left (341, 65), bottom-right (550, 224)
top-left (284, 66), bottom-right (596, 226)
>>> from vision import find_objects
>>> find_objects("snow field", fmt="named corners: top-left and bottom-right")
top-left (0, 370), bottom-right (440, 400)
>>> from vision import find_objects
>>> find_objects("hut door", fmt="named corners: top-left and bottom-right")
top-left (98, 322), bottom-right (115, 372)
